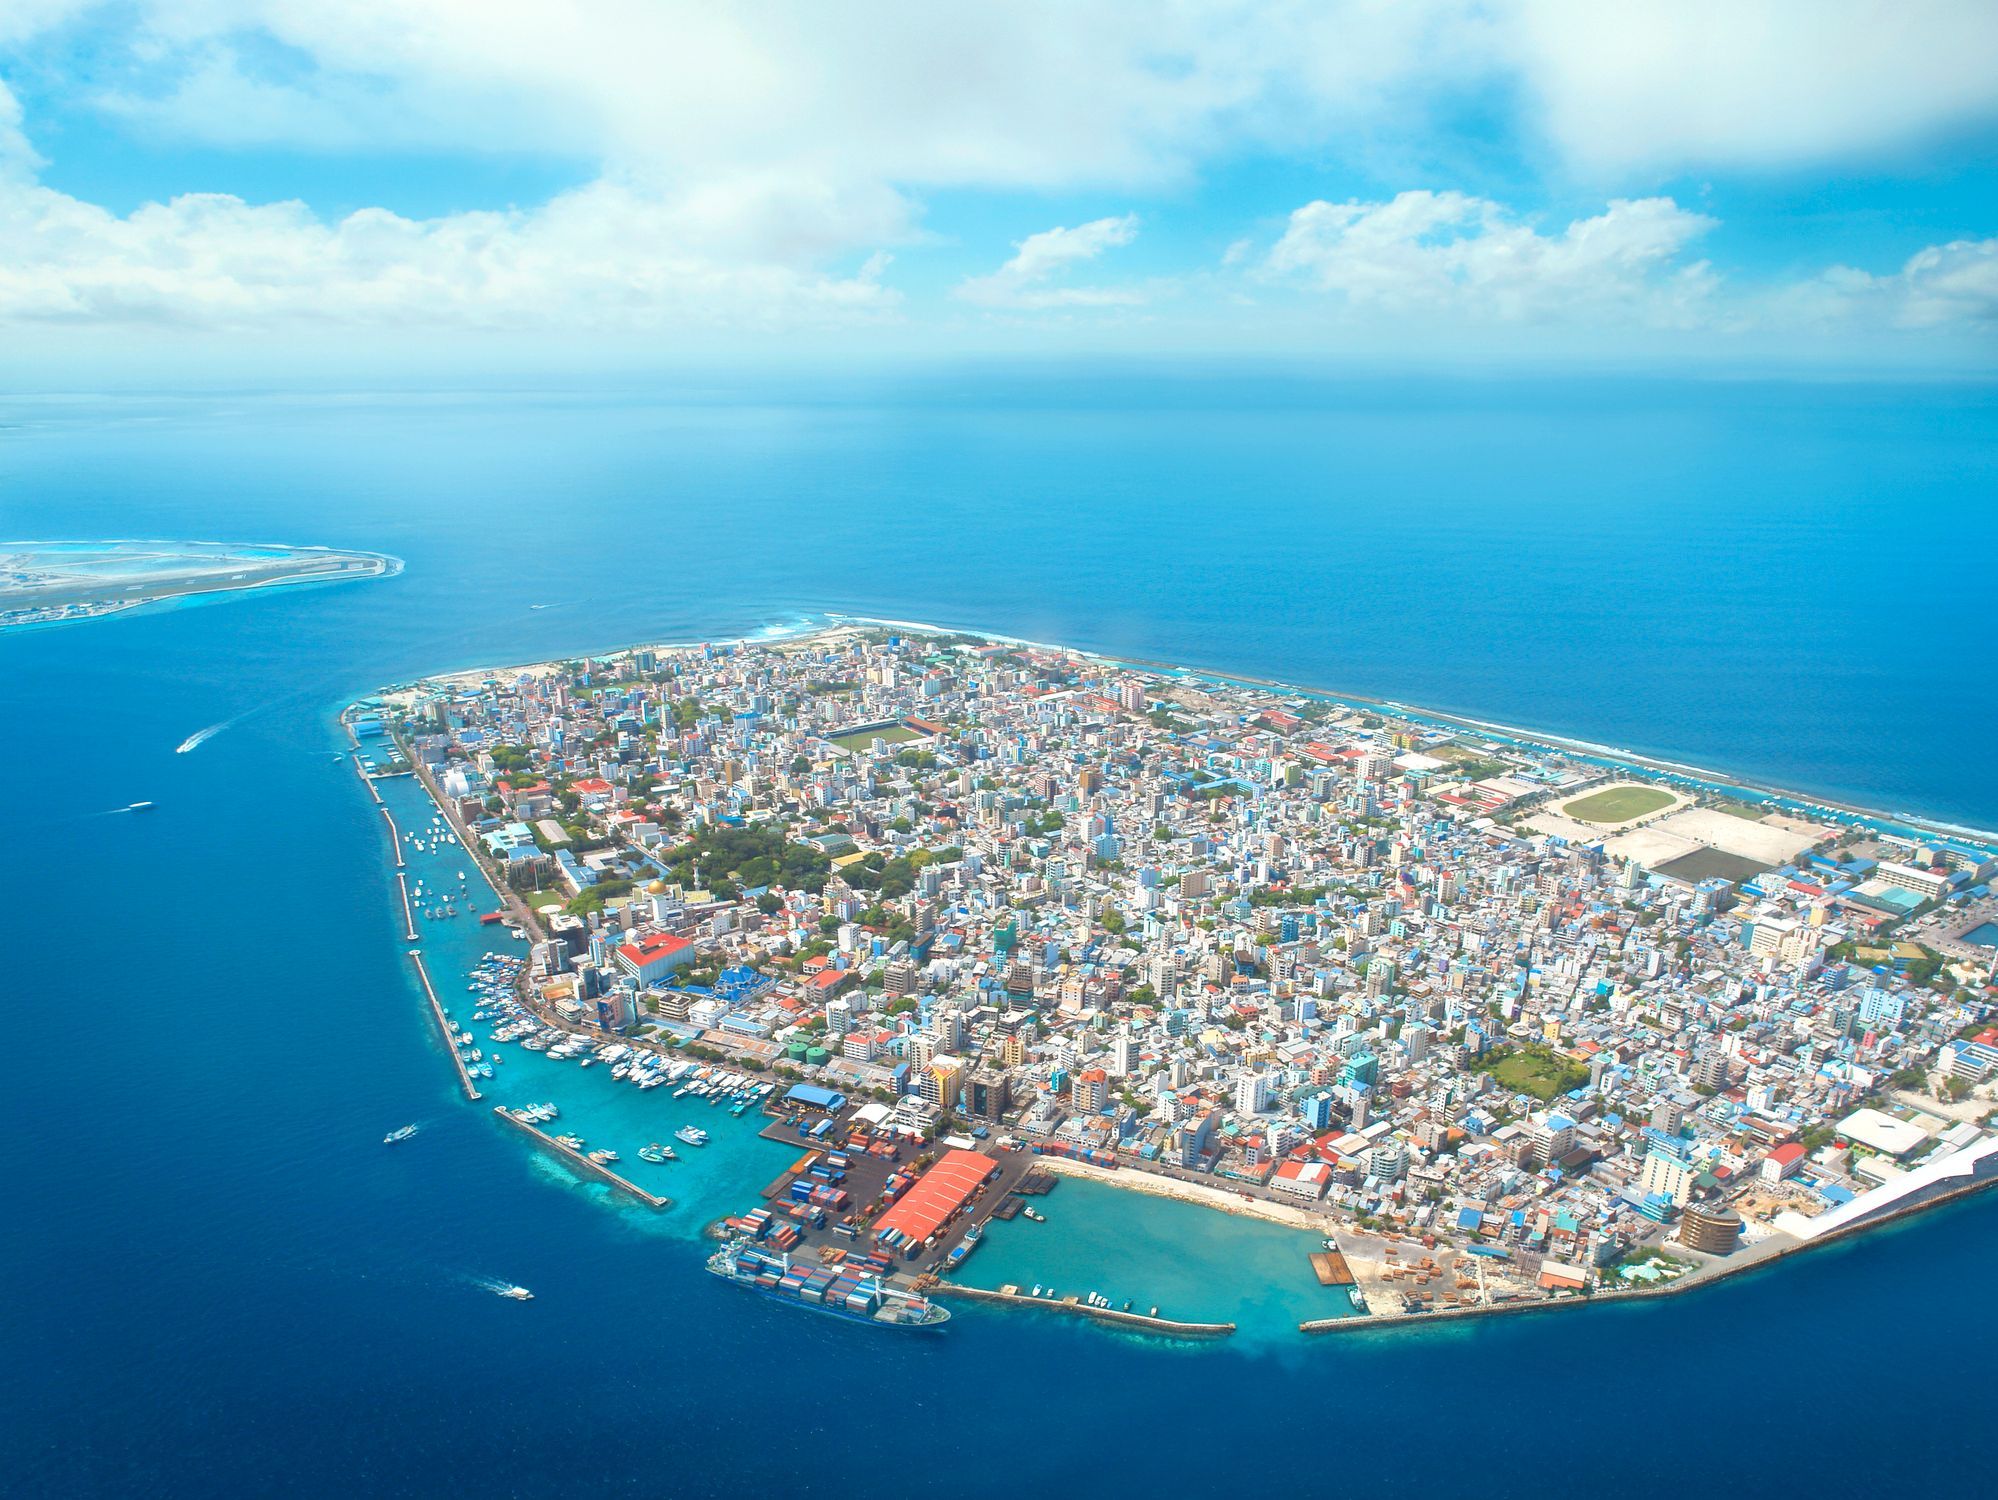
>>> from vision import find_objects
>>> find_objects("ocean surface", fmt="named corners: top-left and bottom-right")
top-left (4, 373), bottom-right (1995, 1498)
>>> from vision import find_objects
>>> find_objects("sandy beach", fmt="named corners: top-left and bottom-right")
top-left (1034, 1156), bottom-right (1334, 1234)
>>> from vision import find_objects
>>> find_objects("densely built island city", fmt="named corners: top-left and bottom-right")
top-left (350, 624), bottom-right (1998, 1335)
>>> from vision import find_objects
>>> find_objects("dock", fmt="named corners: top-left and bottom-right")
top-left (379, 804), bottom-right (406, 867)
top-left (492, 1106), bottom-right (671, 1210)
top-left (408, 950), bottom-right (481, 1101)
top-left (1310, 1249), bottom-right (1354, 1286)
top-left (935, 1282), bottom-right (1234, 1340)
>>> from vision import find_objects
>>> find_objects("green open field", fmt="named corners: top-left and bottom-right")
top-left (1561, 784), bottom-right (1675, 824)
top-left (829, 723), bottom-right (924, 752)
top-left (1484, 1048), bottom-right (1590, 1102)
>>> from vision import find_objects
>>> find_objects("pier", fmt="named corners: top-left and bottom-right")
top-left (935, 1282), bottom-right (1235, 1340)
top-left (493, 1106), bottom-right (671, 1210)
top-left (379, 804), bottom-right (406, 867)
top-left (408, 950), bottom-right (481, 1101)
top-left (1310, 1249), bottom-right (1354, 1286)
top-left (395, 871), bottom-right (418, 941)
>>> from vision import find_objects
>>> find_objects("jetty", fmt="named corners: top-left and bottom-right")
top-left (379, 804), bottom-right (405, 867)
top-left (936, 1282), bottom-right (1234, 1340)
top-left (493, 1106), bottom-right (671, 1210)
top-left (408, 950), bottom-right (481, 1101)
top-left (395, 871), bottom-right (418, 941)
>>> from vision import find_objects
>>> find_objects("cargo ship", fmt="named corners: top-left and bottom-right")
top-left (706, 1240), bottom-right (950, 1330)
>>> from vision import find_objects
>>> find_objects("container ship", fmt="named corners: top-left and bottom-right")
top-left (707, 1240), bottom-right (950, 1330)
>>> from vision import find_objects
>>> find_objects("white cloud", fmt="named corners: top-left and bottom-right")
top-left (22, 1), bottom-right (1990, 187)
top-left (1506, 0), bottom-right (1998, 174)
top-left (955, 215), bottom-right (1144, 309)
top-left (1263, 191), bottom-right (1718, 326)
top-left (0, 174), bottom-right (900, 330)
top-left (0, 4), bottom-right (1995, 350)
top-left (1791, 238), bottom-right (1998, 329)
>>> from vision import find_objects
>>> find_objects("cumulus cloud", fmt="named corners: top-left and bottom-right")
top-left (955, 215), bottom-right (1145, 309)
top-left (1263, 191), bottom-right (1718, 326)
top-left (0, 4), bottom-right (1994, 348)
top-left (1791, 238), bottom-right (1998, 329)
top-left (0, 175), bottom-right (900, 329)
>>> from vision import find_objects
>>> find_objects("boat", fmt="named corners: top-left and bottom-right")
top-left (675, 1126), bottom-right (709, 1147)
top-left (637, 1143), bottom-right (669, 1164)
top-left (944, 1223), bottom-right (983, 1269)
top-left (495, 1285), bottom-right (533, 1301)
top-left (383, 1124), bottom-right (419, 1145)
top-left (707, 1241), bottom-right (949, 1330)
top-left (127, 801), bottom-right (156, 812)
top-left (1021, 1206), bottom-right (1045, 1223)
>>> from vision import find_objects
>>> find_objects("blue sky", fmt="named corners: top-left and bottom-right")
top-left (1, 2), bottom-right (1995, 376)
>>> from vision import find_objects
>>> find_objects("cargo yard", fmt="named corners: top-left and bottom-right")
top-left (716, 1094), bottom-right (1041, 1276)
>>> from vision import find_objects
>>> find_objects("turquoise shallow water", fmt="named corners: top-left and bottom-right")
top-left (6, 375), bottom-right (1998, 1498)
top-left (969, 1176), bottom-right (1355, 1340)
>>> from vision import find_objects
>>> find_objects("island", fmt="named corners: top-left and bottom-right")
top-left (348, 622), bottom-right (1998, 1335)
top-left (0, 539), bottom-right (399, 630)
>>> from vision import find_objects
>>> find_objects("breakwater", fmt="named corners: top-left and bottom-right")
top-left (936, 1282), bottom-right (1234, 1339)
top-left (492, 1106), bottom-right (671, 1210)
top-left (408, 950), bottom-right (481, 1102)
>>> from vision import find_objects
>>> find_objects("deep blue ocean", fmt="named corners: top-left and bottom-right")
top-left (5, 374), bottom-right (1996, 1498)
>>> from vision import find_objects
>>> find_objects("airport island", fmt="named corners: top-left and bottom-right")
top-left (0, 539), bottom-right (399, 631)
top-left (351, 624), bottom-right (1998, 1335)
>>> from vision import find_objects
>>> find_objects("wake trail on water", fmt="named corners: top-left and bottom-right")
top-left (175, 718), bottom-right (236, 753)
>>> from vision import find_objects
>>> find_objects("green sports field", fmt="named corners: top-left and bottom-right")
top-left (829, 723), bottom-right (924, 752)
top-left (1561, 784), bottom-right (1675, 824)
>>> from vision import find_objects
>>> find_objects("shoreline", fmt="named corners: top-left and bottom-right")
top-left (1302, 1164), bottom-right (1998, 1336)
top-left (1030, 1154), bottom-right (1334, 1234)
top-left (1, 539), bottom-right (402, 634)
top-left (378, 613), bottom-right (1997, 851)
top-left (357, 622), bottom-right (1998, 1341)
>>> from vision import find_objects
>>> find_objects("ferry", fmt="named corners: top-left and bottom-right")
top-left (495, 1285), bottom-right (534, 1302)
top-left (383, 1124), bottom-right (419, 1145)
top-left (707, 1241), bottom-right (949, 1330)
top-left (944, 1223), bottom-right (983, 1269)
top-left (675, 1126), bottom-right (710, 1147)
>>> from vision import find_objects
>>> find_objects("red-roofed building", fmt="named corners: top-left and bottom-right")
top-left (1761, 1141), bottom-right (1807, 1182)
top-left (1271, 1158), bottom-right (1331, 1199)
top-left (613, 932), bottom-right (694, 986)
top-left (873, 1149), bottom-right (997, 1252)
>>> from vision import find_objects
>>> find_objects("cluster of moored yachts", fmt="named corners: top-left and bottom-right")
top-left (430, 950), bottom-right (775, 1171)
top-left (466, 953), bottom-right (775, 1115)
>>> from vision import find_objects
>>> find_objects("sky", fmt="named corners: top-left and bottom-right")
top-left (1, 1), bottom-right (1995, 380)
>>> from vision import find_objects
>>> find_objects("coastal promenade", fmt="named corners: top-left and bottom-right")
top-left (409, 950), bottom-right (481, 1102)
top-left (934, 1282), bottom-right (1235, 1340)
top-left (492, 1106), bottom-right (671, 1210)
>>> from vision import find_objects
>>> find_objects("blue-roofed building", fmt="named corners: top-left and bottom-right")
top-left (784, 1083), bottom-right (847, 1113)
